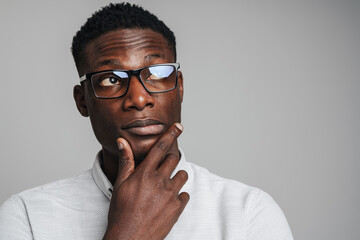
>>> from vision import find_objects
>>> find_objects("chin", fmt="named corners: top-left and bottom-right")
top-left (130, 137), bottom-right (158, 166)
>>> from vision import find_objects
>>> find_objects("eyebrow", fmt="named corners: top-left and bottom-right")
top-left (95, 59), bottom-right (121, 69)
top-left (94, 54), bottom-right (166, 70)
top-left (144, 54), bottom-right (166, 62)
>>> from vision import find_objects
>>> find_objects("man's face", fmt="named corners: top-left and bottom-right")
top-left (74, 28), bottom-right (183, 163)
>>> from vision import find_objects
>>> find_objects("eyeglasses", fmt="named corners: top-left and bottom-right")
top-left (79, 63), bottom-right (180, 99)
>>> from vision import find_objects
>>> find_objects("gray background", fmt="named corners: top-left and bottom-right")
top-left (0, 0), bottom-right (359, 239)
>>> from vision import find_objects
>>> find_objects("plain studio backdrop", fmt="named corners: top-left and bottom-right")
top-left (0, 0), bottom-right (359, 239)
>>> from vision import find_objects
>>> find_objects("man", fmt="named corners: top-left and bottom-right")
top-left (0, 3), bottom-right (293, 240)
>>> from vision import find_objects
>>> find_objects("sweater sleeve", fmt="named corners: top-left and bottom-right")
top-left (246, 189), bottom-right (294, 240)
top-left (0, 196), bottom-right (33, 240)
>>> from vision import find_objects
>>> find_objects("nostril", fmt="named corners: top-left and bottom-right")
top-left (145, 100), bottom-right (154, 108)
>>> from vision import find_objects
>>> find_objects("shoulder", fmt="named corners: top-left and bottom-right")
top-left (0, 169), bottom-right (108, 239)
top-left (0, 169), bottom-right (96, 221)
top-left (0, 194), bottom-right (33, 239)
top-left (16, 169), bottom-right (94, 201)
top-left (183, 161), bottom-right (293, 239)
top-left (1, 169), bottom-right (101, 213)
top-left (183, 161), bottom-right (269, 213)
top-left (185, 160), bottom-right (286, 211)
top-left (185, 161), bottom-right (259, 197)
top-left (0, 171), bottom-right (91, 239)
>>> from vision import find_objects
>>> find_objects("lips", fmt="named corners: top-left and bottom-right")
top-left (122, 119), bottom-right (165, 136)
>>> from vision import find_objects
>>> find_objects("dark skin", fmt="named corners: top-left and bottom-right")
top-left (73, 28), bottom-right (189, 240)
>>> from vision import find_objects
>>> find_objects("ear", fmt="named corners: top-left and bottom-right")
top-left (73, 85), bottom-right (89, 117)
top-left (178, 71), bottom-right (184, 103)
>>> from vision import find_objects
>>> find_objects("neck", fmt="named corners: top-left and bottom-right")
top-left (100, 149), bottom-right (119, 185)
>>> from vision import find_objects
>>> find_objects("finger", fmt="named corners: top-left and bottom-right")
top-left (171, 170), bottom-right (188, 193)
top-left (158, 153), bottom-right (180, 178)
top-left (177, 192), bottom-right (190, 212)
top-left (113, 138), bottom-right (135, 190)
top-left (143, 123), bottom-right (183, 170)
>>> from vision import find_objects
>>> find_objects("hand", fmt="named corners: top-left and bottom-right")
top-left (103, 123), bottom-right (189, 240)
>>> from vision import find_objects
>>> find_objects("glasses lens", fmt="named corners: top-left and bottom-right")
top-left (140, 65), bottom-right (177, 92)
top-left (91, 71), bottom-right (129, 98)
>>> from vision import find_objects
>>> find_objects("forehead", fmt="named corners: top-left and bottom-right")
top-left (84, 28), bottom-right (174, 72)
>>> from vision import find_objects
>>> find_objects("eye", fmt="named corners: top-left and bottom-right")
top-left (144, 74), bottom-right (162, 83)
top-left (100, 77), bottom-right (121, 86)
top-left (143, 66), bottom-right (174, 82)
top-left (148, 74), bottom-right (162, 80)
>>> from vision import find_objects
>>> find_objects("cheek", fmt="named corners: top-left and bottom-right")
top-left (91, 101), bottom-right (121, 128)
top-left (85, 83), bottom-right (120, 122)
top-left (158, 92), bottom-right (182, 123)
top-left (87, 98), bottom-right (122, 145)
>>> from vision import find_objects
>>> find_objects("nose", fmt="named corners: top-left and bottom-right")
top-left (122, 75), bottom-right (155, 111)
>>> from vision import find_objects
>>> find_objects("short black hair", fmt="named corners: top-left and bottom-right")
top-left (71, 2), bottom-right (176, 73)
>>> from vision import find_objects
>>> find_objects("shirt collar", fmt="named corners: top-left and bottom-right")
top-left (92, 148), bottom-right (188, 201)
top-left (91, 151), bottom-right (113, 200)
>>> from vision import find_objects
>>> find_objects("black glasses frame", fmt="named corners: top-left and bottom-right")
top-left (79, 63), bottom-right (180, 99)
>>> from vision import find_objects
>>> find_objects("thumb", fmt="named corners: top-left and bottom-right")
top-left (114, 138), bottom-right (135, 188)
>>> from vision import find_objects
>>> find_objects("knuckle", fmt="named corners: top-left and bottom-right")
top-left (156, 175), bottom-right (167, 188)
top-left (165, 153), bottom-right (179, 163)
top-left (165, 180), bottom-right (174, 191)
top-left (118, 158), bottom-right (131, 168)
top-left (156, 141), bottom-right (168, 151)
top-left (174, 199), bottom-right (182, 209)
top-left (140, 168), bottom-right (151, 178)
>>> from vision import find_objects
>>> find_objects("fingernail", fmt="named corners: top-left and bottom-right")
top-left (117, 140), bottom-right (124, 150)
top-left (175, 123), bottom-right (183, 131)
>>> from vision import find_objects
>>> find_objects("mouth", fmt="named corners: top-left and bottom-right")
top-left (122, 119), bottom-right (165, 136)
